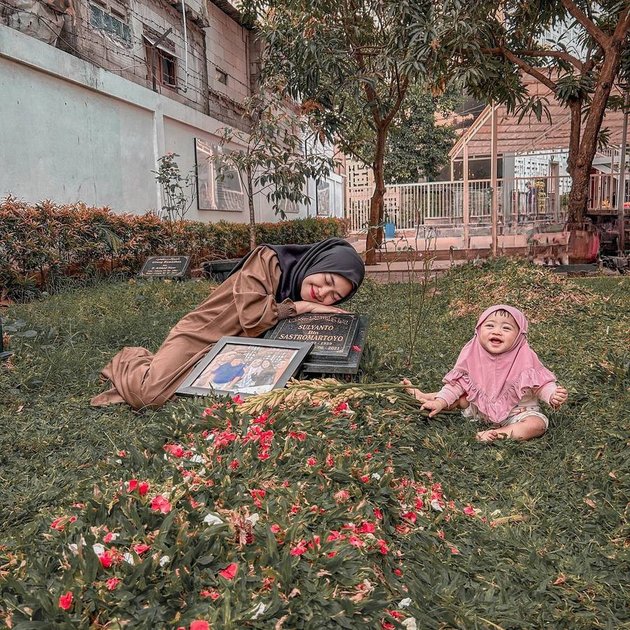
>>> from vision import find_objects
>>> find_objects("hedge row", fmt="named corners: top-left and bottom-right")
top-left (0, 198), bottom-right (347, 301)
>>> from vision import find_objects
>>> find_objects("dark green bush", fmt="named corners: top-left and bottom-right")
top-left (0, 197), bottom-right (347, 301)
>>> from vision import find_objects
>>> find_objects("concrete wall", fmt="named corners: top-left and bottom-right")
top-left (0, 23), bottom-right (314, 223)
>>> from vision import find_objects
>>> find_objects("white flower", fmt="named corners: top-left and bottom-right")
top-left (402, 618), bottom-right (417, 630)
top-left (251, 602), bottom-right (267, 619)
top-left (246, 513), bottom-right (260, 526)
top-left (159, 555), bottom-right (170, 567)
top-left (371, 472), bottom-right (381, 480)
top-left (68, 543), bottom-right (79, 555)
top-left (123, 552), bottom-right (135, 565)
top-left (398, 598), bottom-right (412, 608)
top-left (189, 454), bottom-right (204, 464)
top-left (203, 513), bottom-right (223, 526)
top-left (92, 543), bottom-right (105, 556)
top-left (430, 498), bottom-right (443, 512)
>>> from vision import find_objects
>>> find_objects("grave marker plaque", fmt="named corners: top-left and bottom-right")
top-left (139, 255), bottom-right (191, 279)
top-left (265, 313), bottom-right (368, 375)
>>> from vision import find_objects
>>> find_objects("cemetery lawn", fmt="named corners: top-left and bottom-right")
top-left (0, 260), bottom-right (628, 629)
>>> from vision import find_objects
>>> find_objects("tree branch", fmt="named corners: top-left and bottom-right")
top-left (500, 48), bottom-right (558, 92)
top-left (560, 0), bottom-right (609, 49)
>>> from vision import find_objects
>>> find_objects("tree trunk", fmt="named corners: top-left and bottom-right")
top-left (567, 36), bottom-right (626, 224)
top-left (246, 165), bottom-right (257, 251)
top-left (365, 125), bottom-right (388, 265)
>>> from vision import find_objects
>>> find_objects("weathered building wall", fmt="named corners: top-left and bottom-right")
top-left (0, 23), bottom-right (312, 222)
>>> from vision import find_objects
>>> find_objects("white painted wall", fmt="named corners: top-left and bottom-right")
top-left (0, 24), bottom-right (318, 223)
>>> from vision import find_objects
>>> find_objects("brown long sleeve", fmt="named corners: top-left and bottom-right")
top-left (90, 247), bottom-right (292, 410)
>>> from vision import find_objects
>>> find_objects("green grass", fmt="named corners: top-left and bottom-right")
top-left (0, 261), bottom-right (628, 629)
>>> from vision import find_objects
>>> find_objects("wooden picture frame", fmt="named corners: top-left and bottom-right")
top-left (176, 337), bottom-right (313, 398)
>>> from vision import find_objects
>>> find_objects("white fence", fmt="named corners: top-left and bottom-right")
top-left (347, 174), bottom-right (628, 233)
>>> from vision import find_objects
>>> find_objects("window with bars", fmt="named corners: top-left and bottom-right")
top-left (89, 1), bottom-right (131, 45)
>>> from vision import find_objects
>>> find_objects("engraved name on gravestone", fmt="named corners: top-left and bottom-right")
top-left (267, 313), bottom-right (359, 358)
top-left (265, 313), bottom-right (368, 375)
top-left (139, 255), bottom-right (191, 279)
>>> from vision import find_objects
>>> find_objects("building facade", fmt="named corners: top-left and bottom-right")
top-left (0, 0), bottom-right (343, 222)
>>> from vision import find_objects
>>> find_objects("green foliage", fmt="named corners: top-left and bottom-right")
top-left (1, 262), bottom-right (629, 628)
top-left (215, 88), bottom-right (335, 220)
top-left (384, 87), bottom-right (460, 184)
top-left (0, 197), bottom-right (346, 301)
top-left (153, 152), bottom-right (196, 223)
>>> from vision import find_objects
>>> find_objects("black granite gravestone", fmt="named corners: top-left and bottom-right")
top-left (139, 255), bottom-right (191, 279)
top-left (201, 259), bottom-right (241, 282)
top-left (265, 313), bottom-right (368, 375)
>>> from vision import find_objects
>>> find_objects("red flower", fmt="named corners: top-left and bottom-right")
top-left (105, 577), bottom-right (121, 591)
top-left (164, 443), bottom-right (185, 458)
top-left (189, 498), bottom-right (201, 509)
top-left (200, 589), bottom-right (221, 600)
top-left (401, 511), bottom-right (417, 523)
top-left (381, 621), bottom-right (395, 630)
top-left (127, 479), bottom-right (138, 493)
top-left (103, 531), bottom-right (117, 544)
top-left (253, 412), bottom-right (270, 425)
top-left (150, 495), bottom-right (172, 514)
top-left (190, 622), bottom-right (210, 630)
top-left (325, 454), bottom-right (335, 467)
top-left (306, 457), bottom-right (317, 467)
top-left (348, 535), bottom-right (364, 547)
top-left (58, 591), bottom-right (73, 611)
top-left (289, 431), bottom-right (307, 441)
top-left (257, 449), bottom-right (270, 461)
top-left (327, 530), bottom-right (343, 542)
top-left (50, 517), bottom-right (66, 531)
top-left (376, 539), bottom-right (389, 554)
top-left (138, 481), bottom-right (149, 496)
top-left (463, 504), bottom-right (476, 517)
top-left (352, 345), bottom-right (361, 352)
top-left (229, 459), bottom-right (240, 470)
top-left (290, 541), bottom-right (307, 556)
top-left (437, 529), bottom-right (445, 540)
top-left (98, 550), bottom-right (115, 569)
top-left (356, 521), bottom-right (376, 534)
top-left (359, 474), bottom-right (370, 483)
top-left (327, 551), bottom-right (337, 558)
top-left (270, 524), bottom-right (282, 534)
top-left (133, 543), bottom-right (151, 555)
top-left (334, 489), bottom-right (350, 503)
top-left (450, 546), bottom-right (460, 554)
top-left (117, 450), bottom-right (127, 458)
top-left (393, 568), bottom-right (403, 576)
top-left (218, 563), bottom-right (238, 580)
top-left (332, 401), bottom-right (349, 415)
top-left (415, 497), bottom-right (424, 510)
top-left (373, 508), bottom-right (383, 520)
top-left (231, 395), bottom-right (244, 405)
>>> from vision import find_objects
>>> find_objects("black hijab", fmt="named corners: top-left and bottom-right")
top-left (228, 237), bottom-right (365, 303)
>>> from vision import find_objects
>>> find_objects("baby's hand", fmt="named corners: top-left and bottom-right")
top-left (421, 397), bottom-right (448, 418)
top-left (401, 378), bottom-right (436, 403)
top-left (550, 386), bottom-right (568, 408)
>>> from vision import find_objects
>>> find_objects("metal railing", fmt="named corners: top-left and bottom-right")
top-left (347, 174), bottom-right (628, 233)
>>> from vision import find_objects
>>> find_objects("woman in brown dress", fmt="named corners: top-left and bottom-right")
top-left (90, 238), bottom-right (365, 410)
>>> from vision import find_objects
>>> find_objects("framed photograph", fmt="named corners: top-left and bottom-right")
top-left (176, 337), bottom-right (313, 398)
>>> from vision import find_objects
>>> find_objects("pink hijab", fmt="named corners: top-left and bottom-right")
top-left (443, 305), bottom-right (556, 423)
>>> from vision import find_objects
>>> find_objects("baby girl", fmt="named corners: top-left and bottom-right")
top-left (405, 304), bottom-right (568, 441)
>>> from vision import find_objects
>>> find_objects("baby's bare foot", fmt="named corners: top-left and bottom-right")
top-left (476, 429), bottom-right (508, 442)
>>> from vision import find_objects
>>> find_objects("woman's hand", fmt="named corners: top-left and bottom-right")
top-left (293, 301), bottom-right (348, 315)
top-left (550, 386), bottom-right (568, 408)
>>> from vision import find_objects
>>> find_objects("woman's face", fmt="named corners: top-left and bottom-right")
top-left (300, 272), bottom-right (353, 305)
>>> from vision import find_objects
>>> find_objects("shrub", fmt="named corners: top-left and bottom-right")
top-left (0, 197), bottom-right (347, 301)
